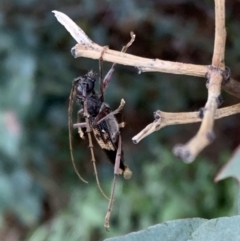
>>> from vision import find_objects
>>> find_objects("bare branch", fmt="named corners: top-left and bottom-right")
top-left (53, 6), bottom-right (240, 166)
top-left (212, 0), bottom-right (226, 68)
top-left (72, 44), bottom-right (207, 77)
top-left (174, 70), bottom-right (222, 162)
top-left (132, 103), bottom-right (240, 145)
top-left (172, 0), bottom-right (227, 162)
top-left (53, 10), bottom-right (240, 99)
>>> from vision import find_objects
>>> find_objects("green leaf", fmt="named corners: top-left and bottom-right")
top-left (238, 187), bottom-right (240, 215)
top-left (188, 216), bottom-right (240, 241)
top-left (104, 216), bottom-right (240, 241)
top-left (104, 218), bottom-right (207, 241)
top-left (215, 146), bottom-right (240, 184)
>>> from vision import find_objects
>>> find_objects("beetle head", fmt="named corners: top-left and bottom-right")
top-left (74, 70), bottom-right (97, 99)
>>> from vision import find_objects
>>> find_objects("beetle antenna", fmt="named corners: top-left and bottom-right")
top-left (68, 84), bottom-right (88, 183)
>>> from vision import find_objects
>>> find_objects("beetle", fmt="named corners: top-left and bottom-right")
top-left (68, 32), bottom-right (135, 230)
top-left (70, 70), bottom-right (132, 181)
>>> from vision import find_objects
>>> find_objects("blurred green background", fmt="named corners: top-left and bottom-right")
top-left (0, 0), bottom-right (240, 240)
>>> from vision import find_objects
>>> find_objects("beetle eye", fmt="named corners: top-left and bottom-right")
top-left (77, 85), bottom-right (83, 94)
top-left (86, 80), bottom-right (94, 92)
top-left (77, 81), bottom-right (94, 94)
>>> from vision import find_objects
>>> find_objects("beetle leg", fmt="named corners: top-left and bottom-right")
top-left (73, 122), bottom-right (87, 139)
top-left (76, 109), bottom-right (85, 139)
top-left (118, 122), bottom-right (125, 128)
top-left (82, 99), bottom-right (110, 200)
top-left (100, 33), bottom-right (136, 95)
top-left (104, 135), bottom-right (122, 231)
top-left (97, 99), bottom-right (125, 125)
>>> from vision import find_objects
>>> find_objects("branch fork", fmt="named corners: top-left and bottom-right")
top-left (53, 0), bottom-right (240, 165)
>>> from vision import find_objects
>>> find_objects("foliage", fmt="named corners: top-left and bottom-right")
top-left (215, 146), bottom-right (240, 183)
top-left (27, 149), bottom-right (238, 240)
top-left (104, 216), bottom-right (240, 241)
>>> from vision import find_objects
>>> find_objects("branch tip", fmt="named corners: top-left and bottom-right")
top-left (173, 145), bottom-right (193, 164)
top-left (132, 138), bottom-right (138, 144)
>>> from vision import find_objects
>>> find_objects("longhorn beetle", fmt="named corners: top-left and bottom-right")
top-left (68, 32), bottom-right (135, 230)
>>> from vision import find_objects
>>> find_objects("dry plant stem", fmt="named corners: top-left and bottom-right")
top-left (54, 10), bottom-right (239, 164)
top-left (53, 11), bottom-right (240, 99)
top-left (174, 71), bottom-right (223, 162)
top-left (72, 40), bottom-right (240, 100)
top-left (212, 0), bottom-right (226, 68)
top-left (83, 101), bottom-right (110, 200)
top-left (99, 32), bottom-right (135, 96)
top-left (104, 136), bottom-right (122, 231)
top-left (68, 86), bottom-right (88, 183)
top-left (173, 0), bottom-right (226, 162)
top-left (72, 44), bottom-right (207, 77)
top-left (132, 103), bottom-right (240, 144)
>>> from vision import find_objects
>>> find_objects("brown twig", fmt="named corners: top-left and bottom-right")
top-left (52, 10), bottom-right (240, 99)
top-left (132, 103), bottom-right (240, 145)
top-left (53, 4), bottom-right (239, 166)
top-left (71, 44), bottom-right (240, 99)
top-left (72, 44), bottom-right (207, 77)
top-left (212, 0), bottom-right (226, 68)
top-left (172, 0), bottom-right (227, 162)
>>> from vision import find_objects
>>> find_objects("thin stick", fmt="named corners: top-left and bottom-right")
top-left (110, 31), bottom-right (136, 70)
top-left (72, 44), bottom-right (207, 77)
top-left (68, 85), bottom-right (88, 183)
top-left (53, 11), bottom-right (240, 99)
top-left (101, 32), bottom-right (136, 94)
top-left (71, 41), bottom-right (240, 99)
top-left (173, 72), bottom-right (223, 163)
top-left (172, 0), bottom-right (227, 162)
top-left (132, 103), bottom-right (240, 144)
top-left (212, 0), bottom-right (226, 68)
top-left (99, 46), bottom-right (109, 98)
